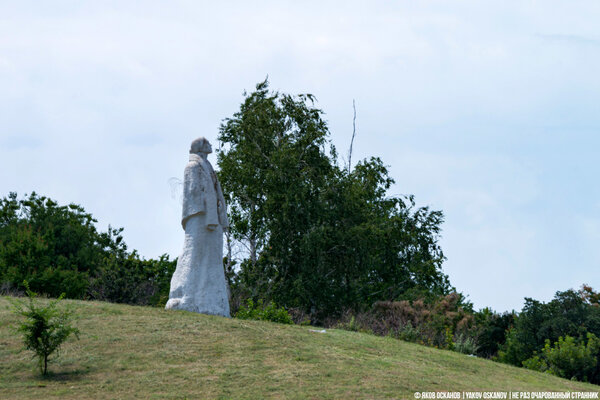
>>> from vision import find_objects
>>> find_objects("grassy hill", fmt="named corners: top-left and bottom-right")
top-left (1, 297), bottom-right (597, 399)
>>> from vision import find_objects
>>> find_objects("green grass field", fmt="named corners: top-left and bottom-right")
top-left (1, 296), bottom-right (597, 399)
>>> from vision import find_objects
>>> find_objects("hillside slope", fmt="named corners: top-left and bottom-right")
top-left (1, 297), bottom-right (597, 399)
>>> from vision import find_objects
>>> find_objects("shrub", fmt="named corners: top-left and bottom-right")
top-left (235, 299), bottom-right (293, 324)
top-left (389, 323), bottom-right (422, 343)
top-left (474, 308), bottom-right (514, 358)
top-left (399, 324), bottom-right (421, 342)
top-left (454, 333), bottom-right (479, 355)
top-left (337, 315), bottom-right (360, 332)
top-left (445, 327), bottom-right (455, 350)
top-left (498, 289), bottom-right (600, 367)
top-left (522, 354), bottom-right (547, 372)
top-left (498, 327), bottom-right (528, 366)
top-left (88, 253), bottom-right (176, 307)
top-left (0, 281), bottom-right (24, 296)
top-left (0, 193), bottom-right (177, 307)
top-left (366, 294), bottom-right (475, 348)
top-left (329, 294), bottom-right (476, 353)
top-left (286, 307), bottom-right (312, 326)
top-left (10, 282), bottom-right (79, 375)
top-left (523, 333), bottom-right (599, 383)
top-left (335, 314), bottom-right (373, 334)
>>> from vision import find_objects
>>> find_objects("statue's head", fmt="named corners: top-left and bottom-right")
top-left (190, 137), bottom-right (212, 154)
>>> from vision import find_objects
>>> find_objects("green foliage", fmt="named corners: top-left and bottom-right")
top-left (498, 327), bottom-right (527, 365)
top-left (333, 294), bottom-right (475, 351)
top-left (0, 192), bottom-right (176, 306)
top-left (445, 327), bottom-right (455, 351)
top-left (454, 334), bottom-right (479, 355)
top-left (335, 315), bottom-right (370, 333)
top-left (235, 299), bottom-right (293, 324)
top-left (218, 79), bottom-right (452, 320)
top-left (346, 316), bottom-right (360, 332)
top-left (521, 354), bottom-right (546, 372)
top-left (498, 289), bottom-right (600, 367)
top-left (523, 334), bottom-right (600, 383)
top-left (0, 192), bottom-right (106, 298)
top-left (294, 159), bottom-right (452, 319)
top-left (88, 252), bottom-right (176, 307)
top-left (394, 323), bottom-right (422, 343)
top-left (473, 307), bottom-right (514, 358)
top-left (218, 79), bottom-right (335, 309)
top-left (10, 282), bottom-right (79, 375)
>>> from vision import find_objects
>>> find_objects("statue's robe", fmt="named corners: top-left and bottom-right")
top-left (165, 153), bottom-right (230, 317)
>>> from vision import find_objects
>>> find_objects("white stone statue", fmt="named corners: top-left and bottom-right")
top-left (165, 137), bottom-right (231, 317)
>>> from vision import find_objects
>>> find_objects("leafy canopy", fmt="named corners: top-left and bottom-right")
top-left (499, 288), bottom-right (600, 370)
top-left (218, 79), bottom-right (453, 319)
top-left (0, 192), bottom-right (176, 306)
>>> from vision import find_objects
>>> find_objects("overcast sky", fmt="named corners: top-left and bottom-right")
top-left (1, 1), bottom-right (599, 312)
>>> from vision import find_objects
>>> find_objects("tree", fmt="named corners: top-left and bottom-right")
top-left (499, 288), bottom-right (600, 367)
top-left (0, 192), bottom-right (117, 298)
top-left (0, 192), bottom-right (176, 306)
top-left (523, 333), bottom-right (600, 383)
top-left (10, 282), bottom-right (79, 375)
top-left (581, 284), bottom-right (600, 306)
top-left (217, 79), bottom-right (335, 305)
top-left (284, 157), bottom-right (451, 316)
top-left (473, 307), bottom-right (515, 358)
top-left (218, 79), bottom-right (452, 319)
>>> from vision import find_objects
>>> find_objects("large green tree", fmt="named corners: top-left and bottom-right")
top-left (217, 80), bottom-right (452, 319)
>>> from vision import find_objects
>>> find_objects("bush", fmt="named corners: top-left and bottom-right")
top-left (474, 308), bottom-right (514, 359)
top-left (0, 192), bottom-right (177, 307)
top-left (523, 333), bottom-right (599, 383)
top-left (386, 323), bottom-right (422, 343)
top-left (498, 289), bottom-right (600, 367)
top-left (454, 333), bottom-right (479, 355)
top-left (235, 299), bottom-right (293, 324)
top-left (10, 283), bottom-right (79, 375)
top-left (334, 314), bottom-right (373, 334)
top-left (0, 192), bottom-right (113, 298)
top-left (398, 324), bottom-right (421, 342)
top-left (498, 327), bottom-right (528, 365)
top-left (336, 315), bottom-right (360, 332)
top-left (286, 307), bottom-right (312, 326)
top-left (366, 294), bottom-right (475, 348)
top-left (88, 252), bottom-right (176, 307)
top-left (329, 294), bottom-right (476, 353)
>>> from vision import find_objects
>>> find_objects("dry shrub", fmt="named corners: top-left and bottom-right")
top-left (1, 281), bottom-right (25, 297)
top-left (332, 293), bottom-right (476, 349)
top-left (287, 307), bottom-right (312, 325)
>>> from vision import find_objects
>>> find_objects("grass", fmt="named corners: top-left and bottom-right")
top-left (1, 296), bottom-right (598, 399)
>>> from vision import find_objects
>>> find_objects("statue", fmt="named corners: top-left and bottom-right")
top-left (165, 137), bottom-right (231, 317)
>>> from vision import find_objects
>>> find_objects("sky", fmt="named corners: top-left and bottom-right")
top-left (1, 1), bottom-right (599, 312)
